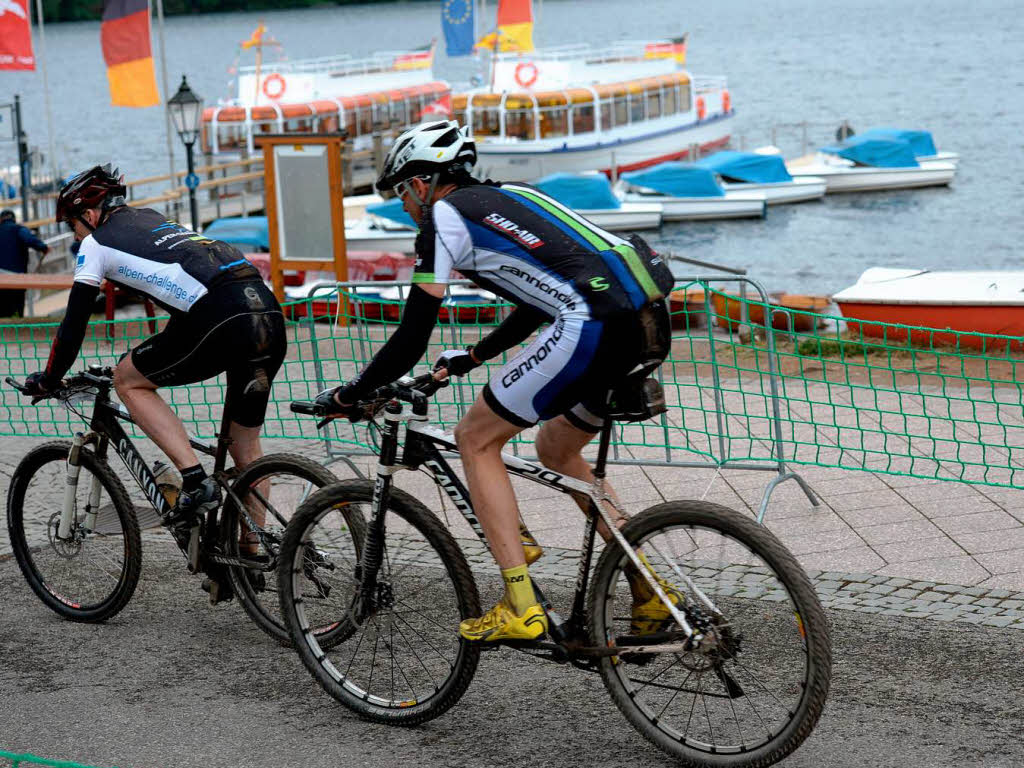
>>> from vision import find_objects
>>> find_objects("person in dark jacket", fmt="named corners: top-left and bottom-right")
top-left (0, 208), bottom-right (49, 317)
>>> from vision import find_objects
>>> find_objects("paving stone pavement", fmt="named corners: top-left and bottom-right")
top-left (2, 431), bottom-right (1023, 617)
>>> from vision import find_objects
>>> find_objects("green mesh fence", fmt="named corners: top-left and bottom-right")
top-left (2, 281), bottom-right (1023, 490)
top-left (0, 751), bottom-right (115, 768)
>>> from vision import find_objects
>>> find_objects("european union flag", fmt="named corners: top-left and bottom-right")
top-left (442, 0), bottom-right (474, 57)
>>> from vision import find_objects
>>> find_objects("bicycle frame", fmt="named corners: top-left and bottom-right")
top-left (366, 400), bottom-right (700, 642)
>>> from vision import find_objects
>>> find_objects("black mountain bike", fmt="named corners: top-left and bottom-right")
top-left (5, 365), bottom-right (363, 643)
top-left (280, 372), bottom-right (831, 767)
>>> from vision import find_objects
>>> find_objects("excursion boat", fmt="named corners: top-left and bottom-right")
top-left (614, 163), bottom-right (766, 220)
top-left (784, 137), bottom-right (957, 193)
top-left (455, 41), bottom-right (734, 181)
top-left (833, 267), bottom-right (1024, 350)
top-left (695, 151), bottom-right (826, 204)
top-left (200, 47), bottom-right (450, 160)
top-left (532, 173), bottom-right (662, 231)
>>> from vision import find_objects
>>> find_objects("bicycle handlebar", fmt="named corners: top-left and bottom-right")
top-left (5, 366), bottom-right (114, 405)
top-left (290, 371), bottom-right (449, 427)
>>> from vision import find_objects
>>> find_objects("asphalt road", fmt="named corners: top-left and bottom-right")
top-left (1, 543), bottom-right (1021, 768)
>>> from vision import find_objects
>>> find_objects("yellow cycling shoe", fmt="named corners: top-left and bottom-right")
top-left (520, 523), bottom-right (544, 565)
top-left (459, 599), bottom-right (548, 642)
top-left (630, 584), bottom-right (686, 636)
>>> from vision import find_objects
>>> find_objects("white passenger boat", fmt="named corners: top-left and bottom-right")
top-left (785, 137), bottom-right (956, 193)
top-left (346, 214), bottom-right (416, 253)
top-left (615, 163), bottom-right (766, 220)
top-left (201, 46), bottom-right (449, 159)
top-left (696, 150), bottom-right (826, 204)
top-left (532, 173), bottom-right (662, 231)
top-left (456, 41), bottom-right (734, 182)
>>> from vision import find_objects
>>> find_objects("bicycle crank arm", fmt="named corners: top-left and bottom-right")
top-left (205, 553), bottom-right (276, 571)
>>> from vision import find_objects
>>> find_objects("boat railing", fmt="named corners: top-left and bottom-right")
top-left (693, 75), bottom-right (728, 93)
top-left (236, 51), bottom-right (410, 78)
top-left (733, 118), bottom-right (857, 158)
top-left (491, 39), bottom-right (671, 64)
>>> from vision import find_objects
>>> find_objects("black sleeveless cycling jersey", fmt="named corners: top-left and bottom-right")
top-left (73, 206), bottom-right (260, 314)
top-left (416, 182), bottom-right (673, 320)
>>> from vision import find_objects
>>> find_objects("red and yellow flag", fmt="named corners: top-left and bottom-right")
top-left (393, 42), bottom-right (435, 71)
top-left (475, 0), bottom-right (533, 53)
top-left (101, 0), bottom-right (159, 107)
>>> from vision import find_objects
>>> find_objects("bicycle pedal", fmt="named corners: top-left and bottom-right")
top-left (201, 577), bottom-right (234, 605)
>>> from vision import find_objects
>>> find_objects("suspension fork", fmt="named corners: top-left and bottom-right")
top-left (59, 432), bottom-right (106, 538)
top-left (354, 404), bottom-right (402, 620)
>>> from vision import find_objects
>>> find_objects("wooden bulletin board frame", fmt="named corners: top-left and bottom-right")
top-left (260, 134), bottom-right (347, 303)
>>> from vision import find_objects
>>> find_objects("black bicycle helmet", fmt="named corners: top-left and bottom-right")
top-left (55, 164), bottom-right (127, 223)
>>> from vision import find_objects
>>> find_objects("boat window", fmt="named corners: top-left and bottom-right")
top-left (573, 103), bottom-right (595, 134)
top-left (539, 105), bottom-right (568, 138)
top-left (357, 107), bottom-right (373, 135)
top-left (472, 107), bottom-right (502, 136)
top-left (389, 99), bottom-right (407, 126)
top-left (663, 84), bottom-right (677, 114)
top-left (613, 94), bottom-right (628, 126)
top-left (646, 87), bottom-right (661, 119)
top-left (505, 109), bottom-right (536, 140)
top-left (678, 82), bottom-right (691, 113)
top-left (629, 92), bottom-right (644, 123)
top-left (453, 107), bottom-right (467, 126)
top-left (599, 99), bottom-right (613, 130)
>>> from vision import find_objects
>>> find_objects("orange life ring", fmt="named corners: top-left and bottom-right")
top-left (514, 61), bottom-right (539, 89)
top-left (722, 90), bottom-right (731, 113)
top-left (262, 73), bottom-right (286, 101)
top-left (696, 96), bottom-right (706, 120)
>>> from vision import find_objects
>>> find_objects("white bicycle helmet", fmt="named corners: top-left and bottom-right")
top-left (375, 120), bottom-right (477, 194)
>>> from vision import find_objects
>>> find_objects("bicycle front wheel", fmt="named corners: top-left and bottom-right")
top-left (6, 441), bottom-right (142, 623)
top-left (220, 453), bottom-right (362, 645)
top-left (589, 501), bottom-right (831, 768)
top-left (278, 479), bottom-right (481, 726)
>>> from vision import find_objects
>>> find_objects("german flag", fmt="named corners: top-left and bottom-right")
top-left (475, 0), bottom-right (533, 53)
top-left (101, 0), bottom-right (159, 107)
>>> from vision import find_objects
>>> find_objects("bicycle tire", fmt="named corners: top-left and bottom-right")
top-left (279, 479), bottom-right (481, 726)
top-left (6, 440), bottom-right (142, 623)
top-left (588, 501), bottom-right (831, 768)
top-left (220, 453), bottom-right (363, 645)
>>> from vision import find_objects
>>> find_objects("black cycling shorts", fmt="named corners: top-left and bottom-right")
top-left (482, 300), bottom-right (671, 433)
top-left (131, 280), bottom-right (286, 428)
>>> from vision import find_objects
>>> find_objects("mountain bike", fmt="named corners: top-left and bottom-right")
top-left (5, 365), bottom-right (363, 644)
top-left (280, 372), bottom-right (832, 767)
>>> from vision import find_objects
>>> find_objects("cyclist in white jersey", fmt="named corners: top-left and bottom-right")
top-left (320, 122), bottom-right (677, 642)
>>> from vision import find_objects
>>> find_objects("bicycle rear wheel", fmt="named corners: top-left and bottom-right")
top-left (220, 453), bottom-right (363, 645)
top-left (589, 501), bottom-right (831, 767)
top-left (278, 479), bottom-right (481, 725)
top-left (6, 441), bottom-right (142, 623)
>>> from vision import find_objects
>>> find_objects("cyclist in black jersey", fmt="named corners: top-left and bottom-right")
top-left (24, 165), bottom-right (286, 549)
top-left (320, 122), bottom-right (676, 642)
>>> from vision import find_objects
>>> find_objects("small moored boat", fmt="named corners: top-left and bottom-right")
top-left (833, 267), bottom-right (1024, 349)
top-left (532, 172), bottom-right (662, 231)
top-left (695, 150), bottom-right (826, 204)
top-left (785, 137), bottom-right (956, 193)
top-left (615, 163), bottom-right (766, 220)
top-left (857, 127), bottom-right (959, 165)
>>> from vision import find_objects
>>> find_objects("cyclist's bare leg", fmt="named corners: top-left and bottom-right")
top-left (452, 397), bottom-right (526, 570)
top-left (535, 414), bottom-right (626, 540)
top-left (227, 422), bottom-right (265, 555)
top-left (113, 354), bottom-right (199, 469)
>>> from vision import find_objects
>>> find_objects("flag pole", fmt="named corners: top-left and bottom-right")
top-left (33, 0), bottom-right (59, 193)
top-left (153, 0), bottom-right (179, 209)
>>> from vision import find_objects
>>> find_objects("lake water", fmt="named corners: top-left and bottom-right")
top-left (2, 0), bottom-right (1022, 295)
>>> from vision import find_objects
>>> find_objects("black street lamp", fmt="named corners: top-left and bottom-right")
top-left (167, 75), bottom-right (203, 230)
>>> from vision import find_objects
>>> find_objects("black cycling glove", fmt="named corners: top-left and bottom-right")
top-left (24, 371), bottom-right (58, 396)
top-left (434, 348), bottom-right (480, 377)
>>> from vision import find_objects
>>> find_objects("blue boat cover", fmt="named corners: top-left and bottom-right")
top-left (533, 173), bottom-right (621, 209)
top-left (859, 127), bottom-right (938, 157)
top-left (366, 198), bottom-right (417, 229)
top-left (819, 136), bottom-right (919, 168)
top-left (621, 163), bottom-right (725, 197)
top-left (203, 216), bottom-right (269, 250)
top-left (695, 151), bottom-right (793, 183)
